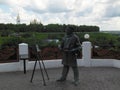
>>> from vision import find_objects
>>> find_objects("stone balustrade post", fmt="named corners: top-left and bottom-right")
top-left (82, 41), bottom-right (92, 67)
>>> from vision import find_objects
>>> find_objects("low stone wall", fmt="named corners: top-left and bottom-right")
top-left (0, 59), bottom-right (119, 72)
top-left (0, 41), bottom-right (119, 72)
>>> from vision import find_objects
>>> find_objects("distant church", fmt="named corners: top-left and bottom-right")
top-left (16, 13), bottom-right (41, 25)
top-left (16, 13), bottom-right (20, 24)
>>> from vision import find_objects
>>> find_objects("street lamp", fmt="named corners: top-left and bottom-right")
top-left (19, 43), bottom-right (29, 74)
top-left (84, 34), bottom-right (90, 40)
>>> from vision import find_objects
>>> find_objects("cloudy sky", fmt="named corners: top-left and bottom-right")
top-left (0, 0), bottom-right (120, 31)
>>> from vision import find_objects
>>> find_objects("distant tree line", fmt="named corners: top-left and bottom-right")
top-left (0, 23), bottom-right (99, 33)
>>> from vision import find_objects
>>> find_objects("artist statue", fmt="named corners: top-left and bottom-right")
top-left (56, 26), bottom-right (81, 86)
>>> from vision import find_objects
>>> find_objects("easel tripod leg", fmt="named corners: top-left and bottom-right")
top-left (38, 60), bottom-right (46, 86)
top-left (30, 60), bottom-right (37, 83)
top-left (41, 60), bottom-right (49, 80)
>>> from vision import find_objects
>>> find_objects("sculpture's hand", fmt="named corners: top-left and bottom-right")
top-left (64, 49), bottom-right (74, 52)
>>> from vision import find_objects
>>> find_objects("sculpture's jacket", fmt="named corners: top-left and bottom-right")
top-left (60, 33), bottom-right (81, 66)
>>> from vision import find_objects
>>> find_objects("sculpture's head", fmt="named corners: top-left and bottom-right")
top-left (65, 26), bottom-right (74, 35)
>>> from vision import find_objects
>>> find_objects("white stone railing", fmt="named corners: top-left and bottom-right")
top-left (0, 41), bottom-right (120, 72)
top-left (0, 59), bottom-right (120, 72)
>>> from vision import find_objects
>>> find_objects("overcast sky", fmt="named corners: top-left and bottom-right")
top-left (0, 0), bottom-right (120, 31)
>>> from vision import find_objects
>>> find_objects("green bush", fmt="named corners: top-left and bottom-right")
top-left (1, 37), bottom-right (22, 48)
top-left (0, 32), bottom-right (119, 52)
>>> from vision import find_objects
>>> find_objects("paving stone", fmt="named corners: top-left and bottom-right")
top-left (0, 67), bottom-right (120, 90)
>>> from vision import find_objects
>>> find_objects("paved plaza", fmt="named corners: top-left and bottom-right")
top-left (0, 67), bottom-right (120, 90)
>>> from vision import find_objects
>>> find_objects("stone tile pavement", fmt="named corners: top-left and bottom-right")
top-left (0, 67), bottom-right (120, 90)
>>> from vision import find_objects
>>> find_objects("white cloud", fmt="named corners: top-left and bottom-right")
top-left (0, 9), bottom-right (15, 23)
top-left (98, 17), bottom-right (120, 30)
top-left (0, 0), bottom-right (120, 30)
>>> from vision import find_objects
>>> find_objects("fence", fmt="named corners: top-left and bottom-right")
top-left (0, 41), bottom-right (120, 72)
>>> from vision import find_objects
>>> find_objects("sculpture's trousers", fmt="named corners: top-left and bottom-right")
top-left (61, 65), bottom-right (79, 81)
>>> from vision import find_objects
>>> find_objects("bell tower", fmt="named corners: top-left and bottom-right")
top-left (16, 13), bottom-right (20, 24)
